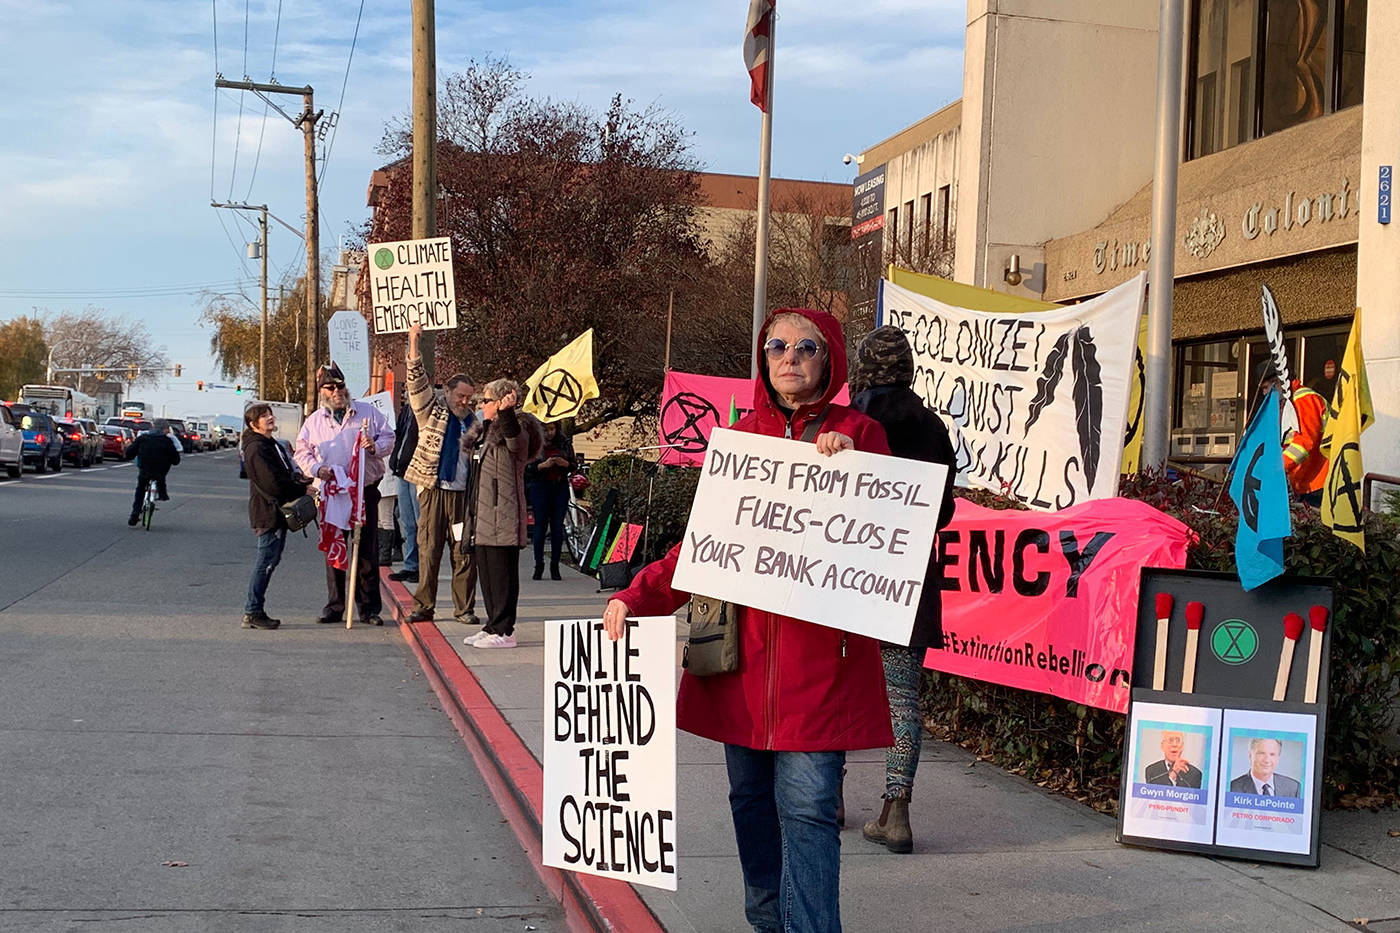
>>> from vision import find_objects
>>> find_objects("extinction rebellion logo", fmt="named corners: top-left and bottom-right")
top-left (1210, 619), bottom-right (1258, 665)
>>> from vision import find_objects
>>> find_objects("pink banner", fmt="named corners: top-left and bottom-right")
top-left (927, 497), bottom-right (1193, 713)
top-left (658, 371), bottom-right (849, 466)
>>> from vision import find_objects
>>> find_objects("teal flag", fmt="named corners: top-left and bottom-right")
top-left (1228, 386), bottom-right (1291, 590)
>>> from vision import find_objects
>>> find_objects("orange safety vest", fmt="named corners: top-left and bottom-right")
top-left (1282, 384), bottom-right (1328, 495)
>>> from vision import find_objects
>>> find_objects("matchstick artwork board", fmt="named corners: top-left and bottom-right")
top-left (1116, 569), bottom-right (1333, 868)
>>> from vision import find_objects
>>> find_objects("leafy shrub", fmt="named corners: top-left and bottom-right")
top-left (582, 454), bottom-right (699, 565)
top-left (925, 470), bottom-right (1400, 809)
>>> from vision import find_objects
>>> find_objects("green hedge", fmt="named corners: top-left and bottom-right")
top-left (582, 455), bottom-right (699, 565)
top-left (925, 471), bottom-right (1400, 809)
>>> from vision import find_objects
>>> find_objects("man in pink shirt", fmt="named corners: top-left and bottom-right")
top-left (294, 363), bottom-right (396, 625)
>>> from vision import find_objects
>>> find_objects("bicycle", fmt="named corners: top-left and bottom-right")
top-left (140, 478), bottom-right (158, 530)
top-left (563, 474), bottom-right (594, 567)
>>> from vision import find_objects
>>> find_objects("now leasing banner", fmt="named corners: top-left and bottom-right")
top-left (927, 497), bottom-right (1192, 713)
top-left (672, 428), bottom-right (947, 644)
top-left (881, 273), bottom-right (1145, 509)
top-left (658, 371), bottom-right (849, 466)
top-left (543, 617), bottom-right (678, 890)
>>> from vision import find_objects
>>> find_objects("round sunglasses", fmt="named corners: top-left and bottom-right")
top-left (763, 337), bottom-right (823, 362)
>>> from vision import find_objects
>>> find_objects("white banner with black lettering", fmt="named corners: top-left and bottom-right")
top-left (881, 272), bottom-right (1145, 509)
top-left (543, 617), bottom-right (677, 891)
top-left (672, 429), bottom-right (947, 645)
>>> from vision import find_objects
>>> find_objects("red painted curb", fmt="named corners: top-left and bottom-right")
top-left (380, 569), bottom-right (667, 933)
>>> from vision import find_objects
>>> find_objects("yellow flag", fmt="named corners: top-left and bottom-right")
top-left (523, 329), bottom-right (600, 423)
top-left (1320, 309), bottom-right (1373, 551)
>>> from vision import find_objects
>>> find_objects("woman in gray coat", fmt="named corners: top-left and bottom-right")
top-left (464, 378), bottom-right (544, 649)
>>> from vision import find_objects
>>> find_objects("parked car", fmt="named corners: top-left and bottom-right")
top-left (19, 411), bottom-right (64, 473)
top-left (218, 426), bottom-right (238, 448)
top-left (0, 405), bottom-right (23, 478)
top-left (100, 424), bottom-right (134, 460)
top-left (57, 420), bottom-right (94, 468)
top-left (190, 421), bottom-right (217, 451)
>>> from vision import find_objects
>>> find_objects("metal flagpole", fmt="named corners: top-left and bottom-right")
top-left (1143, 0), bottom-right (1186, 470)
top-left (750, 8), bottom-right (775, 378)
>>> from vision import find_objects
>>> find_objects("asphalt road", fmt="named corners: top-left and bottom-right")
top-left (0, 450), bottom-right (563, 931)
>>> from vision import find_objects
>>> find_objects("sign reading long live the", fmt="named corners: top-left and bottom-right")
top-left (672, 429), bottom-right (947, 645)
top-left (367, 236), bottom-right (457, 333)
top-left (543, 617), bottom-right (677, 891)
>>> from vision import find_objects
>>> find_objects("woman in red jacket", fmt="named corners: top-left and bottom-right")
top-left (603, 308), bottom-right (893, 933)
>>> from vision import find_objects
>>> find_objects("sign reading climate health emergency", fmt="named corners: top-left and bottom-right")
top-left (367, 236), bottom-right (456, 333)
top-left (881, 272), bottom-right (1145, 509)
top-left (672, 429), bottom-right (947, 644)
top-left (928, 497), bottom-right (1192, 713)
top-left (658, 371), bottom-right (848, 467)
top-left (543, 617), bottom-right (677, 890)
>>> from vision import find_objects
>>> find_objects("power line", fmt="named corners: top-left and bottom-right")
top-left (317, 0), bottom-right (365, 191)
top-left (210, 0), bottom-right (220, 201)
top-left (0, 281), bottom-right (255, 300)
top-left (242, 0), bottom-right (282, 200)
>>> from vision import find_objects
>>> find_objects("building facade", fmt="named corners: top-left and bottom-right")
top-left (854, 0), bottom-right (1396, 488)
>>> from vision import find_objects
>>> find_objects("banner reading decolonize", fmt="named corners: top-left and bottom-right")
top-left (881, 273), bottom-right (1145, 509)
top-left (927, 497), bottom-right (1193, 714)
top-left (658, 371), bottom-right (848, 467)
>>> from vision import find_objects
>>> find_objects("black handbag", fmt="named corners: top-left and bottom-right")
top-left (279, 494), bottom-right (317, 532)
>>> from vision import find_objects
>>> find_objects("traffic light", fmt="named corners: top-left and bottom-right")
top-left (235, 385), bottom-right (243, 395)
top-left (96, 367), bottom-right (107, 380)
top-left (174, 364), bottom-right (182, 378)
top-left (126, 365), bottom-right (139, 380)
top-left (196, 380), bottom-right (204, 391)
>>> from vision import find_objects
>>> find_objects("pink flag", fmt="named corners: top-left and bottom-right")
top-left (744, 0), bottom-right (774, 111)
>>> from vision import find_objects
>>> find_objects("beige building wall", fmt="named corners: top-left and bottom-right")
top-left (856, 103), bottom-right (961, 267)
top-left (1358, 1), bottom-right (1400, 485)
top-left (956, 1), bottom-right (1159, 295)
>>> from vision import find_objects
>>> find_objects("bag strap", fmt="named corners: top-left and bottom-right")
top-left (797, 408), bottom-right (829, 444)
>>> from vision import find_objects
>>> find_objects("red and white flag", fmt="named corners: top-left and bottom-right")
top-left (744, 0), bottom-right (774, 111)
top-left (316, 424), bottom-right (367, 571)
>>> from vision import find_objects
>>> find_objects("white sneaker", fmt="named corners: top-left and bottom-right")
top-left (462, 630), bottom-right (487, 646)
top-left (472, 633), bottom-right (516, 649)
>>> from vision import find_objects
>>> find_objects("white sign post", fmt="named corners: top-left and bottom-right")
top-left (366, 236), bottom-right (457, 333)
top-left (671, 429), bottom-right (947, 645)
top-left (327, 310), bottom-right (371, 397)
top-left (543, 617), bottom-right (678, 891)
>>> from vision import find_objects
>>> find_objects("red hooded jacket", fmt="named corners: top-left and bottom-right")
top-left (616, 308), bottom-right (896, 752)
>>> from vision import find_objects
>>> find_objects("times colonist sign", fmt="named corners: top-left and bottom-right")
top-left (366, 236), bottom-right (457, 333)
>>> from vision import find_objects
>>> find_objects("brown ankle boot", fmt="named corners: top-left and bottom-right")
top-left (862, 798), bottom-right (914, 853)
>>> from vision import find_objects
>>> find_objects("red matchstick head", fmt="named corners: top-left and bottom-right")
top-left (1284, 612), bottom-right (1305, 641)
top-left (1309, 605), bottom-right (1329, 632)
top-left (1185, 601), bottom-right (1204, 630)
top-left (1155, 592), bottom-right (1174, 620)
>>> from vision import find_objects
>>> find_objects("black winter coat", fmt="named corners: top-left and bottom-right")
top-left (389, 401), bottom-right (419, 478)
top-left (125, 431), bottom-right (181, 475)
top-left (243, 430), bottom-right (309, 533)
top-left (851, 384), bottom-right (957, 650)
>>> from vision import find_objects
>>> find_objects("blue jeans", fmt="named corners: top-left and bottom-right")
top-left (725, 745), bottom-right (846, 933)
top-left (397, 481), bottom-right (419, 572)
top-left (244, 528), bottom-right (287, 615)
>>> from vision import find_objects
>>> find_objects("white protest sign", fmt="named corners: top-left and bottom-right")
top-left (327, 310), bottom-right (371, 396)
top-left (672, 429), bottom-right (946, 645)
top-left (543, 617), bottom-right (677, 891)
top-left (882, 272), bottom-right (1144, 509)
top-left (359, 390), bottom-right (394, 423)
top-left (366, 236), bottom-right (456, 333)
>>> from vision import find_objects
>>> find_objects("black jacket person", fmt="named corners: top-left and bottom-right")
top-left (125, 428), bottom-right (181, 523)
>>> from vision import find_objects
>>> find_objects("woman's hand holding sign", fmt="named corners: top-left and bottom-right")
top-left (814, 431), bottom-right (853, 456)
top-left (603, 598), bottom-right (631, 641)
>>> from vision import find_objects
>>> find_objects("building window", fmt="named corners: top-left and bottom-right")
top-left (919, 193), bottom-right (932, 260)
top-left (937, 185), bottom-right (951, 250)
top-left (1187, 0), bottom-right (1364, 160)
top-left (886, 207), bottom-right (899, 255)
top-left (903, 200), bottom-right (915, 260)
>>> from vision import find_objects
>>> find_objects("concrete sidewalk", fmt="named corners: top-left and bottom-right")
top-left (384, 553), bottom-right (1400, 933)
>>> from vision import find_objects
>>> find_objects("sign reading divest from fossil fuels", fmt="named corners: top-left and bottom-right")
top-left (881, 272), bottom-right (1145, 509)
top-left (672, 429), bottom-right (948, 644)
top-left (543, 617), bottom-right (677, 890)
top-left (366, 236), bottom-right (456, 333)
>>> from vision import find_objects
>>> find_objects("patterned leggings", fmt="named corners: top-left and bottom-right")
top-left (882, 645), bottom-right (925, 801)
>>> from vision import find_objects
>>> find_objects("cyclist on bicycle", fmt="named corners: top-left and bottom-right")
top-left (125, 423), bottom-right (181, 526)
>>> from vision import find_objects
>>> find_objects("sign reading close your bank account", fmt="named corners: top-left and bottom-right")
top-left (367, 236), bottom-right (456, 333)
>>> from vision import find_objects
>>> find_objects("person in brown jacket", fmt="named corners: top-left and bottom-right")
top-left (463, 377), bottom-right (544, 649)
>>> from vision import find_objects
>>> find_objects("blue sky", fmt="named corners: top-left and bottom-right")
top-left (0, 0), bottom-right (963, 418)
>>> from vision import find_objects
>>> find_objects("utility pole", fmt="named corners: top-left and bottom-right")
top-left (214, 76), bottom-right (322, 412)
top-left (412, 0), bottom-right (438, 380)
